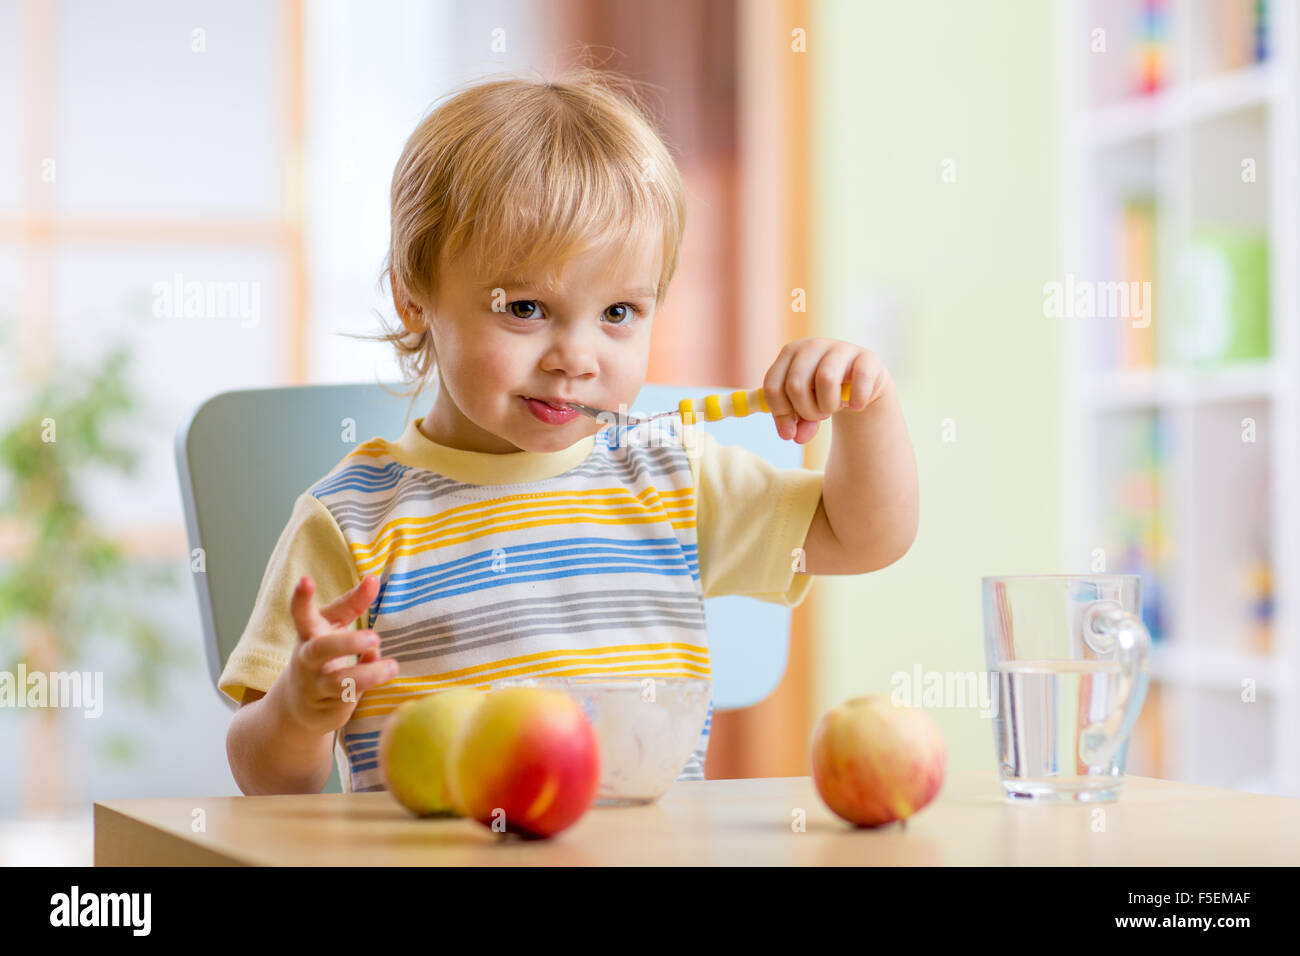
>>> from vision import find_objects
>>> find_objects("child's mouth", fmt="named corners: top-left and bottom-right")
top-left (522, 396), bottom-right (579, 425)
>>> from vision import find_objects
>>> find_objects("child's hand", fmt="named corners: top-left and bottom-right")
top-left (272, 574), bottom-right (395, 737)
top-left (762, 338), bottom-right (891, 443)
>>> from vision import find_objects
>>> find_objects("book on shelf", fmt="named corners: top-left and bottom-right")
top-left (1211, 0), bottom-right (1270, 70)
top-left (1171, 229), bottom-right (1269, 365)
top-left (1119, 197), bottom-right (1156, 369)
top-left (1086, 195), bottom-right (1158, 373)
top-left (1097, 200), bottom-right (1268, 371)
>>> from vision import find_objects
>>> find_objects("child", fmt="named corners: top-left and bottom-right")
top-left (221, 69), bottom-right (918, 796)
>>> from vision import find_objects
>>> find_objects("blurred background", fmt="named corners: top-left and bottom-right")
top-left (2, 0), bottom-right (1296, 863)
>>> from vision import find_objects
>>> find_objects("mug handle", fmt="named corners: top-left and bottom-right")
top-left (1078, 601), bottom-right (1152, 767)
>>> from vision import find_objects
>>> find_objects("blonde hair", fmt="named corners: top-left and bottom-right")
top-left (348, 66), bottom-right (688, 420)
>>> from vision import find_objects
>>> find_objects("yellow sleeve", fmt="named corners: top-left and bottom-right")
top-left (217, 492), bottom-right (363, 705)
top-left (685, 426), bottom-right (823, 607)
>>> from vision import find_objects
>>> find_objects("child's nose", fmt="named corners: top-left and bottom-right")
top-left (541, 332), bottom-right (599, 377)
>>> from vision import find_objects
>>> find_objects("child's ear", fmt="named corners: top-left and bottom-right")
top-left (390, 270), bottom-right (426, 334)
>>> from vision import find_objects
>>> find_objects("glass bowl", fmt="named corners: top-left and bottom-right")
top-left (487, 676), bottom-right (711, 806)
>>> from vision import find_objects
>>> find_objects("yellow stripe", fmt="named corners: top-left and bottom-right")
top-left (704, 394), bottom-right (723, 421)
top-left (341, 438), bottom-right (394, 461)
top-left (362, 486), bottom-right (692, 556)
top-left (380, 641), bottom-right (711, 683)
top-left (353, 486), bottom-right (697, 572)
top-left (352, 661), bottom-right (712, 719)
top-left (353, 648), bottom-right (712, 716)
top-left (756, 389), bottom-right (769, 412)
top-left (363, 643), bottom-right (712, 700)
top-left (354, 510), bottom-right (698, 575)
top-left (731, 389), bottom-right (749, 417)
top-left (357, 497), bottom-right (696, 552)
top-left (355, 665), bottom-right (714, 719)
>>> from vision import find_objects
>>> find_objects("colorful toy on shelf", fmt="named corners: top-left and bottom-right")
top-left (1108, 413), bottom-right (1166, 642)
top-left (1120, 540), bottom-right (1164, 641)
top-left (1240, 558), bottom-right (1273, 654)
top-left (1135, 0), bottom-right (1168, 95)
top-left (1255, 0), bottom-right (1269, 62)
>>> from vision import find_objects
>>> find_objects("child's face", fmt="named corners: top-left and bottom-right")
top-left (406, 232), bottom-right (662, 453)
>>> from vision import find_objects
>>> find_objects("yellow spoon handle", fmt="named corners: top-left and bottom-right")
top-left (678, 382), bottom-right (852, 424)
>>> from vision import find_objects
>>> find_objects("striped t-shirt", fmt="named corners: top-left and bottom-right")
top-left (219, 413), bottom-right (824, 792)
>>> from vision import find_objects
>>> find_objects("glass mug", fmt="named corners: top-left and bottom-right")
top-left (982, 574), bottom-right (1152, 803)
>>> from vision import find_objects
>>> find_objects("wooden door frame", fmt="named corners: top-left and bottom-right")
top-left (706, 0), bottom-right (817, 779)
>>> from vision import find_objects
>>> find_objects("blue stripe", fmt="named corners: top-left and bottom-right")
top-left (313, 461), bottom-right (411, 496)
top-left (380, 546), bottom-right (696, 598)
top-left (344, 730), bottom-right (380, 774)
top-left (384, 538), bottom-right (696, 590)
top-left (368, 539), bottom-right (697, 599)
top-left (390, 535), bottom-right (696, 572)
top-left (378, 562), bottom-right (699, 614)
top-left (378, 553), bottom-right (698, 604)
top-left (370, 537), bottom-right (698, 616)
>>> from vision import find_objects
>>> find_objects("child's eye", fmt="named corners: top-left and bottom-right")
top-left (507, 300), bottom-right (540, 319)
top-left (503, 300), bottom-right (642, 324)
top-left (603, 303), bottom-right (642, 325)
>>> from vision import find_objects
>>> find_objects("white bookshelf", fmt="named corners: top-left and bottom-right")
top-left (1060, 0), bottom-right (1300, 797)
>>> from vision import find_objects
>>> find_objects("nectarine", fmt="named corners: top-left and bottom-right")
top-left (811, 695), bottom-right (945, 827)
top-left (378, 687), bottom-right (485, 816)
top-left (449, 687), bottom-right (600, 839)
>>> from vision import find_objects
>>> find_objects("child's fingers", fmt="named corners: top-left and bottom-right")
top-left (320, 658), bottom-right (400, 700)
top-left (846, 353), bottom-right (874, 411)
top-left (762, 347), bottom-right (799, 439)
top-left (320, 644), bottom-right (386, 681)
top-left (303, 628), bottom-right (380, 670)
top-left (318, 574), bottom-right (380, 629)
top-left (793, 419), bottom-right (820, 444)
top-left (319, 638), bottom-right (381, 677)
top-left (813, 350), bottom-right (856, 417)
top-left (290, 576), bottom-right (332, 642)
top-left (783, 348), bottom-right (831, 422)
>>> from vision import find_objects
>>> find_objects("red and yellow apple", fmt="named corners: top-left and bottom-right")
top-left (811, 695), bottom-right (946, 827)
top-left (378, 687), bottom-right (486, 816)
top-left (448, 687), bottom-right (600, 839)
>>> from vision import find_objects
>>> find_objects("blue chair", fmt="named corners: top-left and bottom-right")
top-left (175, 381), bottom-right (809, 793)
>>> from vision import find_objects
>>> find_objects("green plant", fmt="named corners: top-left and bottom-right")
top-left (0, 340), bottom-right (193, 760)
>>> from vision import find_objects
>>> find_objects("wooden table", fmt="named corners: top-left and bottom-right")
top-left (93, 770), bottom-right (1300, 865)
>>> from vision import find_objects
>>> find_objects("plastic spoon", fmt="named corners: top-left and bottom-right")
top-left (566, 382), bottom-right (852, 427)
